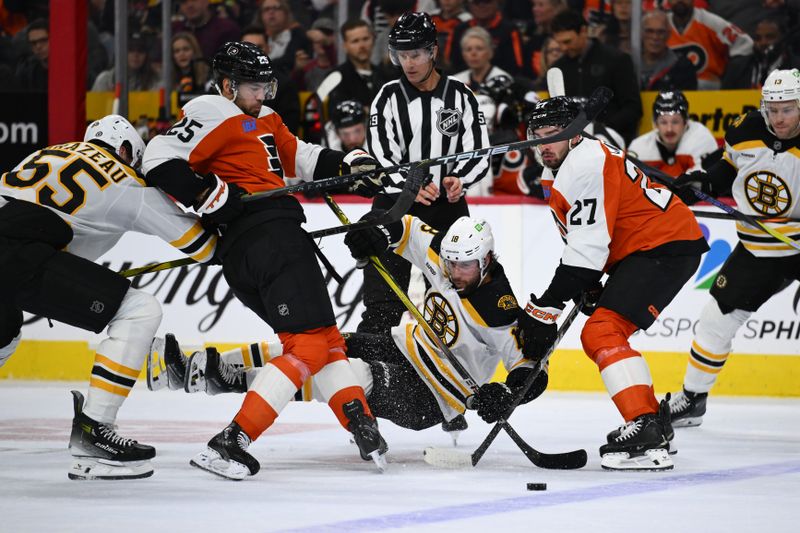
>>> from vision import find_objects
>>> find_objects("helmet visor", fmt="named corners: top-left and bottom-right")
top-left (389, 46), bottom-right (434, 67)
top-left (238, 79), bottom-right (278, 100)
top-left (443, 259), bottom-right (481, 291)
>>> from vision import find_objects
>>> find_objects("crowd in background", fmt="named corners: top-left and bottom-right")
top-left (1, 0), bottom-right (800, 194)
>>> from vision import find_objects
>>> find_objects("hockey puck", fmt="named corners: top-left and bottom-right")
top-left (526, 483), bottom-right (547, 491)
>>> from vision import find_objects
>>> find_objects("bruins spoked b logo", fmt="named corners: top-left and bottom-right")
top-left (744, 171), bottom-right (792, 216)
top-left (423, 292), bottom-right (459, 347)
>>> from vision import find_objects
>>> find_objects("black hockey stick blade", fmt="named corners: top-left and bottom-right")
top-left (500, 422), bottom-right (588, 469)
top-left (243, 86), bottom-right (612, 202)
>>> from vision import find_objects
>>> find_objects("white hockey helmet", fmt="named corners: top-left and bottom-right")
top-left (83, 114), bottom-right (146, 169)
top-left (440, 216), bottom-right (495, 292)
top-left (760, 68), bottom-right (800, 133)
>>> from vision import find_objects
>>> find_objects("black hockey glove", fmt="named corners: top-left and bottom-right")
top-left (670, 170), bottom-right (709, 206)
top-left (572, 280), bottom-right (604, 316)
top-left (517, 293), bottom-right (564, 363)
top-left (343, 210), bottom-right (391, 267)
top-left (195, 174), bottom-right (245, 227)
top-left (506, 366), bottom-right (549, 405)
top-left (341, 149), bottom-right (387, 197)
top-left (472, 382), bottom-right (514, 424)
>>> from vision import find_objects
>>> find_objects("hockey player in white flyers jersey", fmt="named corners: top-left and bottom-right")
top-left (668, 69), bottom-right (800, 427)
top-left (153, 216), bottom-right (548, 435)
top-left (628, 90), bottom-right (719, 178)
top-left (0, 115), bottom-right (217, 480)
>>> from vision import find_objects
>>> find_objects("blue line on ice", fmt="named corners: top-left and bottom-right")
top-left (276, 460), bottom-right (800, 532)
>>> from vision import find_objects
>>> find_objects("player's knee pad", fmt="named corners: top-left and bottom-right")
top-left (694, 298), bottom-right (751, 355)
top-left (581, 307), bottom-right (638, 362)
top-left (103, 288), bottom-right (163, 360)
top-left (278, 330), bottom-right (329, 375)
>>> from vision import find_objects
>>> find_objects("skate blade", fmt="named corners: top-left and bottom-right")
top-left (190, 448), bottom-right (250, 480)
top-left (68, 458), bottom-right (153, 480)
top-left (184, 351), bottom-right (207, 394)
top-left (446, 431), bottom-right (462, 447)
top-left (423, 447), bottom-right (473, 469)
top-left (672, 416), bottom-right (703, 428)
top-left (600, 448), bottom-right (673, 471)
top-left (146, 338), bottom-right (168, 391)
top-left (368, 450), bottom-right (388, 473)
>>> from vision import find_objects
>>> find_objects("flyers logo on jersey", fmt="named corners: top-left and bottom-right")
top-left (436, 108), bottom-right (462, 137)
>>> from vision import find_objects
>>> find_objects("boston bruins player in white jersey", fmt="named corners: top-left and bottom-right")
top-left (669, 68), bottom-right (800, 426)
top-left (0, 115), bottom-right (217, 480)
top-left (158, 216), bottom-right (546, 434)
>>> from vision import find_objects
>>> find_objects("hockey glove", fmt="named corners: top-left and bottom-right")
top-left (195, 174), bottom-right (245, 227)
top-left (517, 293), bottom-right (564, 362)
top-left (472, 382), bottom-right (514, 424)
top-left (343, 210), bottom-right (392, 267)
top-left (572, 280), bottom-right (603, 316)
top-left (342, 149), bottom-right (386, 197)
top-left (505, 366), bottom-right (549, 405)
top-left (670, 170), bottom-right (709, 206)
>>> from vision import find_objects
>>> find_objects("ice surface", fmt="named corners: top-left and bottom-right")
top-left (1, 382), bottom-right (797, 532)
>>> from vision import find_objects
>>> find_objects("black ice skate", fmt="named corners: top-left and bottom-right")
top-left (184, 347), bottom-right (247, 394)
top-left (190, 422), bottom-right (260, 480)
top-left (669, 388), bottom-right (708, 428)
top-left (68, 390), bottom-right (155, 480)
top-left (600, 399), bottom-right (673, 471)
top-left (146, 334), bottom-right (188, 391)
top-left (441, 414), bottom-right (468, 447)
top-left (343, 399), bottom-right (388, 472)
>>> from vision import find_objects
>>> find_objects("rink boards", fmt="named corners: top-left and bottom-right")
top-left (2, 199), bottom-right (798, 396)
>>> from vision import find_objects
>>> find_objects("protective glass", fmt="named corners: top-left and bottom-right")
top-left (238, 79), bottom-right (278, 100)
top-left (389, 46), bottom-right (434, 67)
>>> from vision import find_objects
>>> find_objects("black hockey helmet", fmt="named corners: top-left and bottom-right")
top-left (653, 90), bottom-right (689, 121)
top-left (213, 41), bottom-right (277, 97)
top-left (479, 74), bottom-right (515, 104)
top-left (331, 100), bottom-right (366, 129)
top-left (388, 12), bottom-right (437, 52)
top-left (526, 96), bottom-right (582, 137)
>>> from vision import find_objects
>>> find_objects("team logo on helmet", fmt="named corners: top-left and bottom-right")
top-left (423, 292), bottom-right (459, 347)
top-left (743, 171), bottom-right (792, 216)
top-left (436, 108), bottom-right (462, 137)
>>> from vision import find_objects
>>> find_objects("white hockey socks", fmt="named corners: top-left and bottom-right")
top-left (84, 289), bottom-right (162, 423)
top-left (684, 299), bottom-right (750, 394)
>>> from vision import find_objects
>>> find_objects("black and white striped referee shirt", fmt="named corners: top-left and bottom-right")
top-left (368, 74), bottom-right (490, 194)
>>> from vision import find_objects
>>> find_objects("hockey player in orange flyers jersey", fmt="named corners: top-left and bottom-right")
top-left (517, 96), bottom-right (709, 471)
top-left (143, 42), bottom-right (391, 479)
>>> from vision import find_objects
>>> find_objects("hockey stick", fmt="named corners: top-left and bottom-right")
top-left (690, 209), bottom-right (796, 223)
top-left (627, 154), bottom-right (800, 252)
top-left (119, 168), bottom-right (427, 278)
top-left (423, 303), bottom-right (586, 469)
top-left (323, 195), bottom-right (586, 470)
top-left (243, 86), bottom-right (612, 202)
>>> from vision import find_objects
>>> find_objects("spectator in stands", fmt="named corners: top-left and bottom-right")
top-left (316, 19), bottom-right (394, 121)
top-left (722, 17), bottom-right (800, 89)
top-left (453, 26), bottom-right (511, 90)
top-left (449, 0), bottom-right (525, 75)
top-left (432, 0), bottom-right (472, 72)
top-left (92, 34), bottom-right (161, 92)
top-left (550, 9), bottom-right (641, 143)
top-left (172, 0), bottom-right (241, 61)
top-left (171, 32), bottom-right (211, 102)
top-left (240, 25), bottom-right (300, 135)
top-left (640, 9), bottom-right (698, 91)
top-left (667, 0), bottom-right (753, 90)
top-left (602, 0), bottom-right (633, 54)
top-left (259, 0), bottom-right (311, 75)
top-left (299, 17), bottom-right (337, 92)
top-left (14, 18), bottom-right (48, 92)
top-left (531, 35), bottom-right (563, 90)
top-left (522, 0), bottom-right (566, 79)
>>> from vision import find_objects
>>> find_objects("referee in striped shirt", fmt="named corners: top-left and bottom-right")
top-left (358, 12), bottom-right (490, 335)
